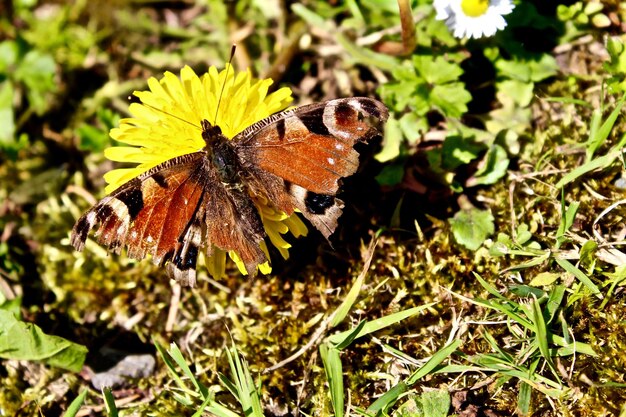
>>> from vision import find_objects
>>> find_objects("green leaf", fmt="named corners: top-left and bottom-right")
top-left (496, 58), bottom-right (532, 82)
top-left (0, 81), bottom-right (16, 145)
top-left (529, 272), bottom-right (561, 287)
top-left (554, 258), bottom-right (602, 299)
top-left (375, 162), bottom-right (405, 186)
top-left (336, 32), bottom-right (400, 72)
top-left (585, 93), bottom-right (625, 160)
top-left (0, 296), bottom-right (21, 317)
top-left (496, 54), bottom-right (558, 84)
top-left (62, 389), bottom-right (88, 417)
top-left (369, 382), bottom-right (409, 415)
top-left (77, 124), bottom-right (109, 152)
top-left (320, 344), bottom-right (344, 417)
top-left (333, 321), bottom-right (367, 351)
top-left (13, 49), bottom-right (57, 115)
top-left (486, 91), bottom-right (533, 135)
top-left (369, 340), bottom-right (461, 414)
top-left (431, 82), bottom-right (471, 118)
top-left (399, 111), bottom-right (427, 143)
top-left (530, 296), bottom-right (559, 380)
top-left (496, 79), bottom-right (534, 106)
top-left (102, 387), bottom-right (119, 417)
top-left (515, 224), bottom-right (533, 245)
top-left (329, 245), bottom-right (373, 328)
top-left (414, 55), bottom-right (463, 85)
top-left (375, 115), bottom-right (402, 162)
top-left (407, 339), bottom-right (462, 384)
top-left (390, 390), bottom-right (419, 417)
top-left (328, 304), bottom-right (434, 346)
top-left (292, 4), bottom-right (334, 32)
top-left (167, 342), bottom-right (209, 398)
top-left (390, 389), bottom-right (451, 417)
top-left (580, 239), bottom-right (598, 268)
top-left (554, 140), bottom-right (626, 189)
top-left (546, 285), bottom-right (566, 324)
top-left (223, 342), bottom-right (264, 417)
top-left (449, 209), bottom-right (495, 251)
top-left (419, 390), bottom-right (451, 417)
top-left (468, 144), bottom-right (510, 186)
top-left (509, 284), bottom-right (546, 299)
top-left (517, 381), bottom-right (532, 415)
top-left (0, 310), bottom-right (87, 372)
top-left (76, 108), bottom-right (118, 152)
top-left (0, 40), bottom-right (19, 73)
top-left (440, 135), bottom-right (485, 170)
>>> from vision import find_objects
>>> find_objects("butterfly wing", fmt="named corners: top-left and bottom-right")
top-left (71, 153), bottom-right (213, 285)
top-left (71, 150), bottom-right (267, 285)
top-left (233, 97), bottom-right (388, 238)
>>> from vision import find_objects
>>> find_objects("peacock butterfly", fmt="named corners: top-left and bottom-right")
top-left (71, 97), bottom-right (388, 286)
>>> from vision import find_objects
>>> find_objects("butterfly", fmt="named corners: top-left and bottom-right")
top-left (71, 97), bottom-right (388, 286)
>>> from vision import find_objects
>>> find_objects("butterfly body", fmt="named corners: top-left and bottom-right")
top-left (72, 97), bottom-right (388, 286)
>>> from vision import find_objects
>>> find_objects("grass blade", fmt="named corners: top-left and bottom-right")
top-left (554, 258), bottom-right (602, 298)
top-left (320, 343), bottom-right (344, 417)
top-left (102, 387), bottom-right (119, 417)
top-left (221, 342), bottom-right (264, 417)
top-left (62, 389), bottom-right (87, 417)
top-left (586, 93), bottom-right (625, 159)
top-left (368, 339), bottom-right (461, 414)
top-left (530, 296), bottom-right (560, 382)
top-left (406, 339), bottom-right (462, 384)
top-left (328, 303), bottom-right (435, 346)
top-left (331, 239), bottom-right (377, 328)
top-left (366, 382), bottom-right (408, 415)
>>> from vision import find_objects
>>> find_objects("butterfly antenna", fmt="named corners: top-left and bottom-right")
top-left (130, 95), bottom-right (199, 130)
top-left (213, 44), bottom-right (237, 126)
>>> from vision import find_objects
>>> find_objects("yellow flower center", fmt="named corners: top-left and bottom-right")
top-left (461, 0), bottom-right (489, 17)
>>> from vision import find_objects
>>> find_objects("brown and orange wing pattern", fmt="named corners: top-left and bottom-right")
top-left (71, 152), bottom-right (208, 285)
top-left (234, 97), bottom-right (388, 238)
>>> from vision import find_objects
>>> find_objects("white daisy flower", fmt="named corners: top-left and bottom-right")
top-left (434, 0), bottom-right (515, 39)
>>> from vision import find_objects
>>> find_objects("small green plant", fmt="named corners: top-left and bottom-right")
top-left (378, 54), bottom-right (471, 139)
top-left (391, 389), bottom-right (451, 417)
top-left (604, 38), bottom-right (626, 94)
top-left (0, 39), bottom-right (56, 157)
top-left (0, 309), bottom-right (87, 372)
top-left (447, 274), bottom-right (596, 413)
top-left (154, 341), bottom-right (241, 416)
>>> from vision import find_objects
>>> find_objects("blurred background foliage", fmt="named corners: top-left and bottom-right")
top-left (1, 0), bottom-right (626, 416)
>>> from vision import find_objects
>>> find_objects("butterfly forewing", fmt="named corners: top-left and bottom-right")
top-left (71, 153), bottom-right (207, 278)
top-left (236, 98), bottom-right (387, 193)
top-left (233, 97), bottom-right (388, 238)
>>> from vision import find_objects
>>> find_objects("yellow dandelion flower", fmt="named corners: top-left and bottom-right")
top-left (103, 64), bottom-right (308, 277)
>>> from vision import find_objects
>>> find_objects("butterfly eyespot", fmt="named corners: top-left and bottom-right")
top-left (146, 235), bottom-right (153, 243)
top-left (327, 158), bottom-right (335, 165)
